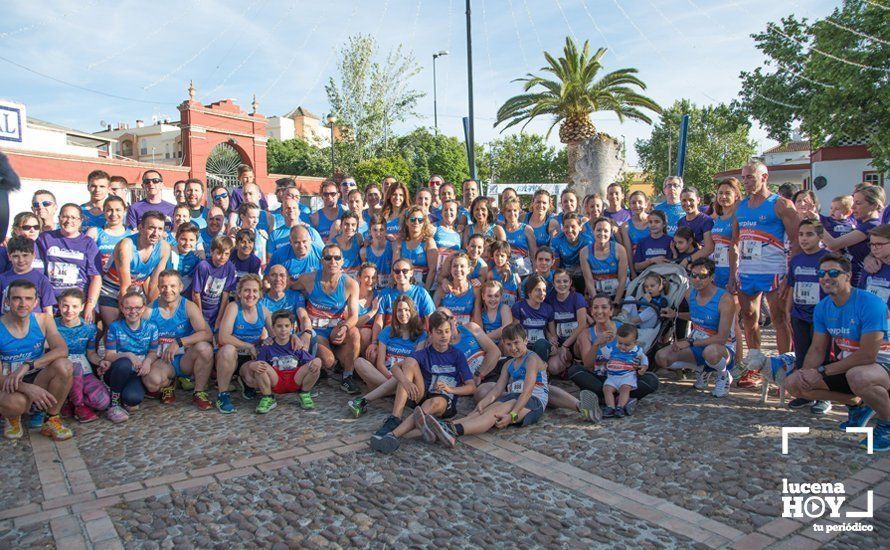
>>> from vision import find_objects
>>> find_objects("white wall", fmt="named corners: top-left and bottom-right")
top-left (267, 116), bottom-right (295, 141)
top-left (811, 158), bottom-right (880, 210)
top-left (4, 125), bottom-right (101, 158)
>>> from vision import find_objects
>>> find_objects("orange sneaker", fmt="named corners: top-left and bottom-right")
top-left (40, 415), bottom-right (73, 441)
top-left (160, 386), bottom-right (175, 405)
top-left (737, 369), bottom-right (762, 388)
top-left (192, 391), bottom-right (213, 411)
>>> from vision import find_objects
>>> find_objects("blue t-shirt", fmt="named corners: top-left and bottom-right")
top-left (265, 246), bottom-right (321, 279)
top-left (511, 300), bottom-right (554, 344)
top-left (106, 319), bottom-right (159, 357)
top-left (787, 249), bottom-right (830, 321)
top-left (259, 290), bottom-right (306, 316)
top-left (378, 326), bottom-right (427, 369)
top-left (412, 345), bottom-right (473, 396)
top-left (57, 321), bottom-right (97, 356)
top-left (654, 201), bottom-right (685, 236)
top-left (551, 232), bottom-right (593, 269)
top-left (378, 285), bottom-right (436, 322)
top-left (633, 235), bottom-right (675, 265)
top-left (813, 288), bottom-right (890, 363)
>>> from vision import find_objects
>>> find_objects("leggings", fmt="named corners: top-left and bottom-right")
top-left (68, 373), bottom-right (111, 411)
top-left (568, 364), bottom-right (660, 401)
top-left (791, 316), bottom-right (828, 370)
top-left (102, 357), bottom-right (145, 407)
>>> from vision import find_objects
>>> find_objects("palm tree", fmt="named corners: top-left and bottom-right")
top-left (495, 37), bottom-right (661, 190)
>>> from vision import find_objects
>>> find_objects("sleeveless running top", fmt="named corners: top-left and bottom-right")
top-left (365, 241), bottom-right (394, 287)
top-left (314, 209), bottom-right (340, 241)
top-left (504, 224), bottom-right (532, 276)
top-left (0, 314), bottom-right (45, 371)
top-left (149, 298), bottom-right (195, 355)
top-left (102, 234), bottom-right (163, 298)
top-left (385, 213), bottom-right (402, 234)
top-left (453, 325), bottom-right (485, 374)
top-left (626, 219), bottom-right (650, 251)
top-left (506, 351), bottom-right (549, 406)
top-left (711, 215), bottom-right (733, 284)
top-left (735, 194), bottom-right (786, 275)
top-left (492, 267), bottom-right (521, 306)
top-left (434, 226), bottom-right (462, 254)
top-left (524, 212), bottom-right (554, 247)
top-left (469, 258), bottom-right (487, 281)
top-left (689, 287), bottom-right (734, 345)
top-left (233, 303), bottom-right (266, 345)
top-left (338, 235), bottom-right (363, 275)
top-left (442, 285), bottom-right (475, 325)
top-left (482, 306), bottom-right (503, 335)
top-left (585, 241), bottom-right (621, 297)
top-left (400, 239), bottom-right (429, 286)
top-left (95, 228), bottom-right (132, 272)
top-left (305, 273), bottom-right (348, 329)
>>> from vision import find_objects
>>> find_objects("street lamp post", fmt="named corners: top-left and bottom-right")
top-left (432, 50), bottom-right (449, 134)
top-left (465, 0), bottom-right (476, 179)
top-left (326, 113), bottom-right (336, 177)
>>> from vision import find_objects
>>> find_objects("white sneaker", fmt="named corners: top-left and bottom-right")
top-left (694, 370), bottom-right (710, 390)
top-left (713, 370), bottom-right (733, 398)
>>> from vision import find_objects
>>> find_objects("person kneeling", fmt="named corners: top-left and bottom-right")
top-left (422, 322), bottom-right (550, 448)
top-left (370, 311), bottom-right (476, 453)
top-left (241, 311), bottom-right (322, 414)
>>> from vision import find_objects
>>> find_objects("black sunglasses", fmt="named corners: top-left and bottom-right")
top-left (142, 178), bottom-right (163, 184)
top-left (323, 255), bottom-right (343, 262)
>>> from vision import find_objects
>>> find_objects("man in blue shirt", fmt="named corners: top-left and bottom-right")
top-left (653, 176), bottom-right (685, 237)
top-left (786, 253), bottom-right (890, 452)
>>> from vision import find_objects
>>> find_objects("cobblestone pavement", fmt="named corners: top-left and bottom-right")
top-left (1, 328), bottom-right (888, 548)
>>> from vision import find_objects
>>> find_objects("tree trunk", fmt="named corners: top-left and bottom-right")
top-left (567, 133), bottom-right (625, 198)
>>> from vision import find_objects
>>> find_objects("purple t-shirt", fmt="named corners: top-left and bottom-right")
top-left (36, 230), bottom-right (100, 298)
top-left (0, 269), bottom-right (57, 313)
top-left (412, 345), bottom-right (472, 396)
top-left (820, 214), bottom-right (855, 240)
top-left (881, 204), bottom-right (890, 225)
top-left (511, 300), bottom-right (555, 344)
top-left (125, 199), bottom-right (175, 231)
top-left (256, 341), bottom-right (314, 371)
top-left (190, 259), bottom-right (237, 324)
top-left (677, 213), bottom-right (714, 244)
top-left (229, 187), bottom-right (269, 213)
top-left (546, 290), bottom-right (587, 343)
top-left (849, 218), bottom-right (880, 285)
top-left (229, 253), bottom-right (262, 278)
top-left (633, 235), bottom-right (675, 264)
top-left (787, 249), bottom-right (830, 321)
top-left (860, 262), bottom-right (890, 316)
top-left (603, 208), bottom-right (632, 225)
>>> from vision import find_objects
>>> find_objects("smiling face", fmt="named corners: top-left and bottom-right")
top-left (688, 265), bottom-right (713, 291)
top-left (390, 188), bottom-right (405, 209)
top-left (365, 187), bottom-right (382, 208)
top-left (532, 193), bottom-right (551, 215)
top-left (291, 228), bottom-right (311, 257)
top-left (236, 234), bottom-right (253, 256)
top-left (594, 220), bottom-right (611, 244)
top-left (32, 192), bottom-right (56, 222)
top-left (6, 286), bottom-right (37, 318)
top-left (395, 300), bottom-right (412, 325)
top-left (450, 256), bottom-right (469, 281)
top-left (185, 182), bottom-right (203, 208)
top-left (553, 272), bottom-right (572, 295)
top-left (392, 260), bottom-right (412, 289)
top-left (207, 208), bottom-right (225, 234)
top-left (441, 203), bottom-right (458, 226)
top-left (534, 251), bottom-right (554, 274)
top-left (58, 295), bottom-right (84, 323)
top-left (502, 335), bottom-right (527, 358)
top-left (463, 181), bottom-right (479, 203)
top-left (852, 191), bottom-right (880, 220)
top-left (415, 190), bottom-right (432, 211)
top-left (647, 215), bottom-right (665, 237)
top-left (104, 201), bottom-right (125, 227)
top-left (359, 266), bottom-right (377, 290)
top-left (59, 205), bottom-right (83, 236)
top-left (716, 184), bottom-right (738, 209)
top-left (14, 215), bottom-right (40, 241)
top-left (563, 219), bottom-right (581, 241)
top-left (120, 294), bottom-right (145, 324)
top-left (466, 237), bottom-right (484, 260)
top-left (589, 297), bottom-right (612, 322)
top-left (322, 246), bottom-right (343, 276)
top-left (266, 265), bottom-right (288, 292)
top-left (680, 191), bottom-right (699, 215)
top-left (178, 231), bottom-right (198, 254)
top-left (158, 274), bottom-right (183, 304)
top-left (561, 193), bottom-right (577, 214)
top-left (526, 281), bottom-right (547, 304)
top-left (629, 193), bottom-right (648, 215)
top-left (606, 186), bottom-right (623, 209)
top-left (585, 196), bottom-right (603, 220)
top-left (482, 286), bottom-right (502, 309)
top-left (818, 260), bottom-right (851, 296)
top-left (341, 217), bottom-right (358, 238)
top-left (140, 217), bottom-right (165, 246)
top-left (239, 280), bottom-right (261, 307)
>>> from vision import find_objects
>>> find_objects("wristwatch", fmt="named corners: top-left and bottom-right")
top-left (817, 365), bottom-right (827, 375)
top-left (509, 411), bottom-right (519, 424)
top-left (175, 337), bottom-right (184, 347)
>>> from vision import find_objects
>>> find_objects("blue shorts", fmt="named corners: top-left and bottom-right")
top-left (315, 327), bottom-right (333, 341)
top-left (738, 273), bottom-right (782, 296)
top-left (172, 354), bottom-right (185, 378)
top-left (713, 267), bottom-right (730, 290)
top-left (691, 345), bottom-right (735, 372)
top-left (497, 392), bottom-right (545, 427)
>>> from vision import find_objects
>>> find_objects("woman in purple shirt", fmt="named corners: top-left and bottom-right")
top-left (677, 187), bottom-right (714, 259)
top-left (546, 269), bottom-right (588, 377)
top-left (632, 210), bottom-right (674, 274)
top-left (821, 186), bottom-right (884, 285)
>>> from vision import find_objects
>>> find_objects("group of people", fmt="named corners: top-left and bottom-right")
top-left (0, 160), bottom-right (888, 453)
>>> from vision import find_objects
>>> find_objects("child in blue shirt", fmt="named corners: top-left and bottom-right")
top-left (601, 324), bottom-right (648, 418)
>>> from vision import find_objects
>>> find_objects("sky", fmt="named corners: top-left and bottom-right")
top-left (1, 0), bottom-right (841, 166)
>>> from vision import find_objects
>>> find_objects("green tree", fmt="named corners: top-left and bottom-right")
top-left (266, 138), bottom-right (329, 177)
top-left (326, 34), bottom-right (424, 173)
top-left (735, 1), bottom-right (889, 172)
top-left (353, 156), bottom-right (412, 188)
top-left (494, 37), bottom-right (661, 191)
top-left (636, 100), bottom-right (756, 195)
top-left (477, 134), bottom-right (567, 183)
top-left (395, 128), bottom-right (470, 190)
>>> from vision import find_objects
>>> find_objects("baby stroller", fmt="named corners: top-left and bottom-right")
top-left (614, 263), bottom-right (690, 366)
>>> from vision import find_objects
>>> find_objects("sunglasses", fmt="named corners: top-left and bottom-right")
top-left (817, 268), bottom-right (847, 278)
top-left (341, 182), bottom-right (356, 188)
top-left (689, 272), bottom-right (711, 280)
top-left (408, 217), bottom-right (425, 224)
top-left (142, 178), bottom-right (163, 184)
top-left (323, 192), bottom-right (338, 197)
top-left (32, 201), bottom-right (54, 208)
top-left (19, 224), bottom-right (39, 231)
top-left (393, 268), bottom-right (411, 275)
top-left (323, 255), bottom-right (343, 262)
top-left (212, 193), bottom-right (228, 201)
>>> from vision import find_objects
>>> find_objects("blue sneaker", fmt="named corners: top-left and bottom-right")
top-left (862, 422), bottom-right (890, 452)
top-left (840, 403), bottom-right (875, 431)
top-left (28, 411), bottom-right (45, 429)
top-left (215, 391), bottom-right (236, 414)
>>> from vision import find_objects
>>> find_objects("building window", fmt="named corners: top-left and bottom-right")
top-left (140, 143), bottom-right (148, 155)
top-left (863, 171), bottom-right (882, 186)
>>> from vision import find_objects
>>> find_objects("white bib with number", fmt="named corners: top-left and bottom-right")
top-left (596, 278), bottom-right (619, 296)
top-left (793, 282), bottom-right (820, 305)
top-left (557, 321), bottom-right (577, 339)
top-left (741, 240), bottom-right (762, 261)
top-left (713, 245), bottom-right (728, 266)
top-left (867, 283), bottom-right (890, 305)
top-left (511, 255), bottom-right (531, 276)
top-left (48, 261), bottom-right (79, 286)
top-left (509, 380), bottom-right (525, 394)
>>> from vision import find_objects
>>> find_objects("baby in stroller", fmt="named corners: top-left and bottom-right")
top-left (615, 264), bottom-right (690, 359)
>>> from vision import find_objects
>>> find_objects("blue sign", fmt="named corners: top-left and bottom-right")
top-left (0, 104), bottom-right (23, 143)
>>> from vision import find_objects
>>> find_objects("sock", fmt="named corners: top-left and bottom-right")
top-left (110, 392), bottom-right (121, 406)
top-left (454, 423), bottom-right (464, 436)
top-left (706, 357), bottom-right (728, 373)
top-left (357, 397), bottom-right (367, 406)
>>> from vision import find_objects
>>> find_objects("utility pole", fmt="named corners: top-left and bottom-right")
top-left (465, 0), bottom-right (476, 179)
top-left (432, 51), bottom-right (449, 134)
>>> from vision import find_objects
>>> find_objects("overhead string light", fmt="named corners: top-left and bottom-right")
top-left (0, 0), bottom-right (100, 39)
top-left (259, 2), bottom-right (332, 101)
top-left (552, 0), bottom-right (578, 43)
top-left (608, 0), bottom-right (669, 64)
top-left (778, 62), bottom-right (837, 89)
top-left (89, 10), bottom-right (188, 70)
top-left (143, 0), bottom-right (264, 91)
top-left (864, 0), bottom-right (888, 10)
top-left (580, 1), bottom-right (617, 58)
top-left (752, 91), bottom-right (801, 110)
top-left (820, 17), bottom-right (890, 45)
top-left (521, 0), bottom-right (544, 52)
top-left (768, 23), bottom-right (890, 73)
top-left (507, 0), bottom-right (529, 66)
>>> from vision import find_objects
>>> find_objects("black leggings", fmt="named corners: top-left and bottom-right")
top-left (791, 316), bottom-right (829, 370)
top-left (102, 357), bottom-right (145, 406)
top-left (567, 364), bottom-right (660, 400)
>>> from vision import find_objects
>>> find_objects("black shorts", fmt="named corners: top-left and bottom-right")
top-left (482, 357), bottom-right (510, 385)
top-left (823, 363), bottom-right (890, 396)
top-left (22, 369), bottom-right (41, 384)
top-left (408, 393), bottom-right (458, 419)
top-left (236, 354), bottom-right (253, 373)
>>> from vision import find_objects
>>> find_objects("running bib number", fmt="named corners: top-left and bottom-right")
top-left (867, 283), bottom-right (890, 305)
top-left (468, 352), bottom-right (484, 374)
top-left (713, 246), bottom-right (728, 266)
top-left (511, 255), bottom-right (531, 276)
top-left (48, 261), bottom-right (79, 286)
top-left (412, 269), bottom-right (425, 286)
top-left (740, 240), bottom-right (762, 261)
top-left (509, 380), bottom-right (525, 394)
top-left (311, 317), bottom-right (334, 328)
top-left (557, 321), bottom-right (577, 339)
top-left (527, 328), bottom-right (545, 344)
top-left (502, 292), bottom-right (517, 307)
top-left (793, 282), bottom-right (820, 306)
top-left (596, 278), bottom-right (619, 296)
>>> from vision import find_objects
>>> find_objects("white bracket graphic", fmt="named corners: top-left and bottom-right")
top-left (781, 427), bottom-right (810, 454)
top-left (846, 426), bottom-right (874, 454)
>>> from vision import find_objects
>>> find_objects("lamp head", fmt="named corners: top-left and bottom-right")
top-left (434, 50), bottom-right (449, 58)
top-left (326, 114), bottom-right (337, 124)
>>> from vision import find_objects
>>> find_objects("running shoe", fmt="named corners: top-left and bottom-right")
top-left (3, 417), bottom-right (23, 439)
top-left (28, 411), bottom-right (45, 429)
top-left (369, 433), bottom-right (400, 453)
top-left (144, 390), bottom-right (161, 400)
top-left (216, 391), bottom-right (236, 414)
top-left (106, 405), bottom-right (129, 423)
top-left (160, 386), bottom-right (176, 405)
top-left (123, 403), bottom-right (139, 413)
top-left (237, 377), bottom-right (256, 401)
top-left (810, 400), bottom-right (832, 415)
top-left (298, 392), bottom-right (315, 410)
top-left (429, 419), bottom-right (457, 448)
top-left (737, 370), bottom-right (762, 388)
top-left (614, 407), bottom-right (626, 418)
top-left (340, 375), bottom-right (361, 395)
top-left (177, 377), bottom-right (195, 391)
top-left (788, 397), bottom-right (815, 409)
top-left (192, 391), bottom-right (213, 411)
top-left (255, 395), bottom-right (277, 414)
top-left (413, 407), bottom-right (436, 443)
top-left (347, 397), bottom-right (367, 418)
top-left (864, 422), bottom-right (890, 452)
top-left (693, 370), bottom-right (710, 390)
top-left (713, 370), bottom-right (733, 398)
top-left (602, 406), bottom-right (617, 418)
top-left (624, 398), bottom-right (637, 417)
top-left (840, 403), bottom-right (875, 431)
top-left (578, 390), bottom-right (602, 422)
top-left (74, 405), bottom-right (98, 423)
top-left (40, 415), bottom-right (73, 441)
top-left (374, 415), bottom-right (401, 436)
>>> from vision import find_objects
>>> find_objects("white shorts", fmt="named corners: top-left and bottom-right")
top-left (604, 371), bottom-right (638, 390)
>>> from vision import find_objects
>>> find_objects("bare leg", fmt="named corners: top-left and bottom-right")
top-left (617, 385), bottom-right (632, 408)
top-left (473, 381), bottom-right (498, 403)
top-left (141, 361), bottom-right (174, 393)
top-left (33, 358), bottom-right (74, 415)
top-left (215, 345), bottom-right (238, 393)
top-left (547, 385), bottom-right (580, 411)
top-left (765, 289), bottom-right (791, 354)
top-left (333, 327), bottom-right (361, 376)
top-left (454, 401), bottom-right (518, 435)
top-left (603, 386), bottom-right (617, 408)
top-left (180, 342), bottom-right (214, 391)
top-left (0, 391), bottom-right (29, 419)
top-left (738, 292), bottom-right (761, 352)
top-left (354, 358), bottom-right (388, 389)
top-left (363, 377), bottom-right (399, 403)
top-left (294, 362), bottom-right (321, 391)
top-left (847, 365), bottom-right (890, 419)
top-left (392, 396), bottom-right (446, 438)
